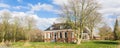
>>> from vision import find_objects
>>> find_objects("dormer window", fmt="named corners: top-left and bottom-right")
top-left (60, 25), bottom-right (63, 29)
top-left (50, 27), bottom-right (53, 30)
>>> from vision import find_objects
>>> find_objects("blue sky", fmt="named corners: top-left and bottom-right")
top-left (0, 0), bottom-right (58, 18)
top-left (0, 0), bottom-right (120, 30)
top-left (0, 0), bottom-right (60, 30)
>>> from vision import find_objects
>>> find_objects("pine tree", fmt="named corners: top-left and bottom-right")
top-left (113, 19), bottom-right (119, 40)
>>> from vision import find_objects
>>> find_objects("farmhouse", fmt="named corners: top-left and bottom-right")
top-left (44, 23), bottom-right (90, 43)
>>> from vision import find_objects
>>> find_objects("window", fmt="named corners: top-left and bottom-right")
top-left (54, 32), bottom-right (57, 39)
top-left (60, 32), bottom-right (62, 38)
top-left (50, 33), bottom-right (52, 39)
top-left (60, 25), bottom-right (63, 29)
top-left (65, 32), bottom-right (67, 38)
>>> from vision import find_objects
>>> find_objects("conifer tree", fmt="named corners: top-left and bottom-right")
top-left (113, 19), bottom-right (119, 40)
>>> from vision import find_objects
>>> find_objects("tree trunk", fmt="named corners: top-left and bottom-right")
top-left (1, 39), bottom-right (5, 45)
top-left (13, 38), bottom-right (16, 42)
top-left (91, 31), bottom-right (94, 40)
top-left (90, 29), bottom-right (94, 40)
top-left (77, 38), bottom-right (81, 45)
top-left (13, 32), bottom-right (16, 42)
top-left (77, 29), bottom-right (83, 45)
top-left (2, 39), bottom-right (4, 42)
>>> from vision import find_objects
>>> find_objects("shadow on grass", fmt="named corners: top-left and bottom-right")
top-left (93, 41), bottom-right (119, 45)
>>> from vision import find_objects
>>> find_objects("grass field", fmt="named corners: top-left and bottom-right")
top-left (4, 40), bottom-right (119, 48)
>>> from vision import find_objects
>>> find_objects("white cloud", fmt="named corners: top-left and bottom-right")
top-left (41, 4), bottom-right (53, 11)
top-left (13, 6), bottom-right (22, 10)
top-left (0, 9), bottom-right (58, 30)
top-left (0, 3), bottom-right (10, 8)
top-left (28, 3), bottom-right (54, 13)
top-left (13, 6), bottom-right (29, 10)
top-left (97, 0), bottom-right (120, 28)
top-left (28, 3), bottom-right (41, 12)
top-left (36, 17), bottom-right (57, 30)
top-left (98, 0), bottom-right (120, 15)
top-left (53, 0), bottom-right (68, 5)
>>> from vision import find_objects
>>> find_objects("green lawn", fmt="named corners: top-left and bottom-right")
top-left (9, 40), bottom-right (119, 48)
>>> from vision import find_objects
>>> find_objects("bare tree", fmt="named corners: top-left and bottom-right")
top-left (59, 0), bottom-right (101, 44)
top-left (87, 11), bottom-right (102, 40)
top-left (1, 11), bottom-right (11, 42)
top-left (13, 17), bottom-right (20, 42)
top-left (0, 11), bottom-right (41, 43)
top-left (25, 16), bottom-right (36, 41)
top-left (99, 25), bottom-right (113, 40)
